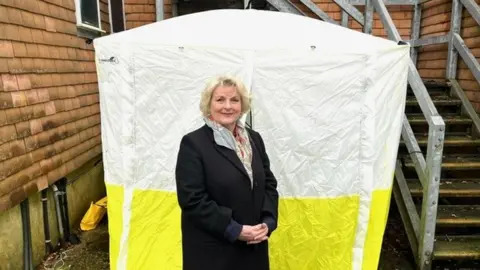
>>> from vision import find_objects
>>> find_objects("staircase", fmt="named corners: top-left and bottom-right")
top-left (399, 80), bottom-right (480, 267)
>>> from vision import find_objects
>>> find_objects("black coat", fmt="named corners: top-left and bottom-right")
top-left (175, 125), bottom-right (279, 270)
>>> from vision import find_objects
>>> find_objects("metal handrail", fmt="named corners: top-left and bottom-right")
top-left (371, 0), bottom-right (445, 269)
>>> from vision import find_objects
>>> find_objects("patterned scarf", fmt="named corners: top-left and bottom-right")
top-left (204, 117), bottom-right (254, 188)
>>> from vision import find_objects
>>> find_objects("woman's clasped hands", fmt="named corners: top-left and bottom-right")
top-left (238, 223), bottom-right (269, 245)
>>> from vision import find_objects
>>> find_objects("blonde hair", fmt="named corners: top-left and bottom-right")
top-left (199, 75), bottom-right (251, 117)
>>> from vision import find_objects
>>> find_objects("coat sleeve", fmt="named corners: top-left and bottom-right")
top-left (175, 135), bottom-right (235, 239)
top-left (254, 131), bottom-right (279, 233)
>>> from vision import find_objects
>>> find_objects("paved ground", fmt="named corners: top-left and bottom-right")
top-left (37, 205), bottom-right (416, 270)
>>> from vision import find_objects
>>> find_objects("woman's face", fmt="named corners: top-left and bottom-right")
top-left (210, 85), bottom-right (242, 131)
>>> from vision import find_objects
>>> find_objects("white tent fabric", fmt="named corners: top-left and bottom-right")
top-left (94, 9), bottom-right (409, 270)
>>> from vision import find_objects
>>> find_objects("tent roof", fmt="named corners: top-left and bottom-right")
top-left (95, 9), bottom-right (401, 52)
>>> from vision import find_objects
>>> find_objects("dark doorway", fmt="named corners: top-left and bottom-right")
top-left (177, 0), bottom-right (245, 16)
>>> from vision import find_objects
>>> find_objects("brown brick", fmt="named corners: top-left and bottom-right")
top-left (37, 1), bottom-right (51, 16)
top-left (39, 158), bottom-right (53, 175)
top-left (54, 100), bottom-right (65, 113)
top-left (31, 14), bottom-right (45, 29)
top-left (5, 107), bottom-right (22, 124)
top-left (24, 90), bottom-right (39, 105)
top-left (0, 40), bottom-right (14, 57)
top-left (39, 74), bottom-right (53, 88)
top-left (0, 140), bottom-right (24, 162)
top-left (11, 92), bottom-right (27, 107)
top-left (7, 58), bottom-right (22, 74)
top-left (31, 29), bottom-right (44, 43)
top-left (37, 131), bottom-right (51, 148)
top-left (45, 101), bottom-right (56, 115)
top-left (0, 92), bottom-right (13, 109)
top-left (53, 139), bottom-right (65, 154)
top-left (465, 91), bottom-right (480, 103)
top-left (64, 99), bottom-right (73, 111)
top-left (19, 106), bottom-right (34, 121)
top-left (15, 121), bottom-right (31, 138)
top-left (41, 116), bottom-right (55, 130)
top-left (32, 104), bottom-right (46, 118)
top-left (37, 88), bottom-right (50, 102)
top-left (29, 146), bottom-right (46, 163)
top-left (37, 44), bottom-right (49, 58)
top-left (45, 60), bottom-right (56, 73)
top-left (32, 59), bottom-right (46, 72)
top-left (0, 58), bottom-right (8, 73)
top-left (48, 129), bottom-right (61, 144)
top-left (47, 87), bottom-right (59, 100)
top-left (19, 59), bottom-right (33, 73)
top-left (45, 17), bottom-right (56, 32)
top-left (0, 110), bottom-right (7, 126)
top-left (20, 11), bottom-right (36, 28)
top-left (36, 175), bottom-right (49, 191)
top-left (0, 6), bottom-right (8, 23)
top-left (459, 80), bottom-right (479, 92)
top-left (7, 7), bottom-right (23, 25)
top-left (25, 135), bottom-right (38, 152)
top-left (1, 74), bottom-right (19, 91)
top-left (0, 125), bottom-right (17, 144)
top-left (18, 27), bottom-right (34, 43)
top-left (24, 44), bottom-right (39, 58)
top-left (29, 118), bottom-right (43, 135)
top-left (16, 75), bottom-right (32, 90)
top-left (51, 74), bottom-right (62, 86)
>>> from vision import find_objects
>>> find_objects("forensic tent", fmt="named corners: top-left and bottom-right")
top-left (94, 9), bottom-right (410, 270)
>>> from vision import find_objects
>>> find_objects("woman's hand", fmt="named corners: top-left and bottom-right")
top-left (238, 223), bottom-right (269, 244)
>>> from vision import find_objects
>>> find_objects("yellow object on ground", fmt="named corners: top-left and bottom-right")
top-left (80, 196), bottom-right (108, 231)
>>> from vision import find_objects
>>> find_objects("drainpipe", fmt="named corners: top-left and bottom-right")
top-left (41, 190), bottom-right (54, 255)
top-left (57, 178), bottom-right (80, 244)
top-left (52, 184), bottom-right (66, 248)
top-left (156, 0), bottom-right (164, 21)
top-left (20, 199), bottom-right (34, 270)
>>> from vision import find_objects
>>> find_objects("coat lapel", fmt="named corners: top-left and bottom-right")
top-left (203, 125), bottom-right (250, 178)
top-left (214, 145), bottom-right (249, 178)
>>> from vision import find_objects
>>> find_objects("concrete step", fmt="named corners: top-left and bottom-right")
top-left (400, 136), bottom-right (480, 147)
top-left (408, 179), bottom-right (480, 197)
top-left (407, 89), bottom-right (447, 97)
top-left (407, 114), bottom-right (473, 126)
top-left (405, 96), bottom-right (462, 107)
top-left (434, 235), bottom-right (480, 260)
top-left (436, 205), bottom-right (480, 227)
top-left (404, 155), bottom-right (480, 171)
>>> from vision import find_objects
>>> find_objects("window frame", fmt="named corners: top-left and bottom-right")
top-left (108, 0), bottom-right (126, 33)
top-left (74, 0), bottom-right (106, 34)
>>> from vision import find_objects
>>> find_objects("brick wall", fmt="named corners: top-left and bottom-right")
top-left (0, 0), bottom-right (106, 212)
top-left (125, 0), bottom-right (157, 29)
top-left (417, 0), bottom-right (480, 111)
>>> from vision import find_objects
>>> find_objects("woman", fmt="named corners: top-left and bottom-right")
top-left (175, 75), bottom-right (279, 270)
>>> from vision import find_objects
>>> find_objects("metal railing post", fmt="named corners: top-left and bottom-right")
top-left (418, 116), bottom-right (445, 270)
top-left (410, 1), bottom-right (421, 64)
top-left (364, 0), bottom-right (374, 34)
top-left (446, 0), bottom-right (463, 79)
